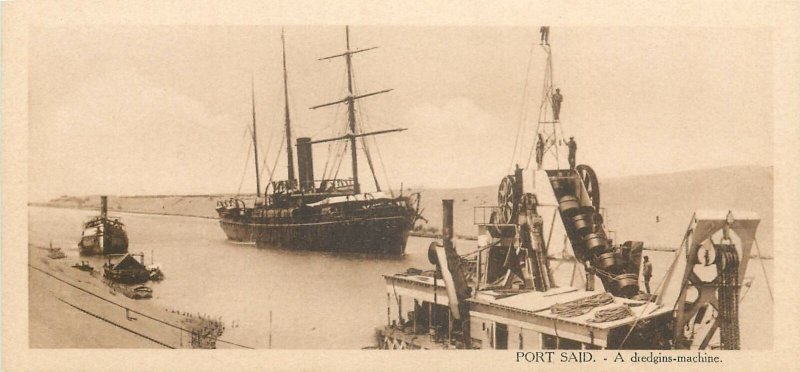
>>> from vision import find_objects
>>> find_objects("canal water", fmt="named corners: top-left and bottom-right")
top-left (28, 206), bottom-right (773, 349)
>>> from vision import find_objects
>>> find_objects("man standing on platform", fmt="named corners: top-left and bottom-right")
top-left (552, 88), bottom-right (563, 121)
top-left (642, 256), bottom-right (653, 294)
top-left (567, 136), bottom-right (577, 170)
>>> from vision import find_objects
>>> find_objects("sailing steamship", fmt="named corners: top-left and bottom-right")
top-left (216, 27), bottom-right (420, 255)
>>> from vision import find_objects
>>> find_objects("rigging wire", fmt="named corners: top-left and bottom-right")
top-left (352, 68), bottom-right (395, 194)
top-left (356, 111), bottom-right (383, 193)
top-left (321, 69), bottom-right (350, 180)
top-left (258, 93), bottom-right (283, 192)
top-left (372, 134), bottom-right (394, 197)
top-left (236, 127), bottom-right (254, 196)
top-left (332, 141), bottom-right (348, 180)
top-left (232, 123), bottom-right (250, 196)
top-left (358, 107), bottom-right (395, 196)
top-left (352, 77), bottom-right (382, 192)
top-left (253, 75), bottom-right (285, 194)
top-left (508, 39), bottom-right (538, 173)
top-left (263, 133), bottom-right (286, 193)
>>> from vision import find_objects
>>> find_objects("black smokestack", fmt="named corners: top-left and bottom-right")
top-left (101, 196), bottom-right (108, 219)
top-left (296, 138), bottom-right (314, 192)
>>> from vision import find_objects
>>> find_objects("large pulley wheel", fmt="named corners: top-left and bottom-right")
top-left (496, 176), bottom-right (516, 224)
top-left (575, 164), bottom-right (600, 211)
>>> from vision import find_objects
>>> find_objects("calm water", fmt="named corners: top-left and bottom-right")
top-left (28, 206), bottom-right (773, 349)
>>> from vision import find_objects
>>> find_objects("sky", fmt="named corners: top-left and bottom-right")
top-left (28, 26), bottom-right (773, 201)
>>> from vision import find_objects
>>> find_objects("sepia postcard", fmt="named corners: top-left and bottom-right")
top-left (3, 1), bottom-right (799, 371)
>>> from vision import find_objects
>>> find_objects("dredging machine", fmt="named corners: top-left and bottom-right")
top-left (375, 28), bottom-right (764, 350)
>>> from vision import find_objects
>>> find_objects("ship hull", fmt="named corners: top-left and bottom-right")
top-left (220, 216), bottom-right (411, 255)
top-left (218, 218), bottom-right (259, 243)
top-left (78, 222), bottom-right (129, 256)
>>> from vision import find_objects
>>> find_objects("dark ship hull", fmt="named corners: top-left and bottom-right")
top-left (218, 195), bottom-right (417, 255)
top-left (218, 219), bottom-right (259, 243)
top-left (78, 196), bottom-right (129, 256)
top-left (78, 221), bottom-right (129, 256)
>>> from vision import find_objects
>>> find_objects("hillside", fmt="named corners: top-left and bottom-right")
top-left (32, 165), bottom-right (773, 256)
top-left (409, 165), bottom-right (773, 255)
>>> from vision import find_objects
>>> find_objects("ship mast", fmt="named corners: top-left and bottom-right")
top-left (282, 28), bottom-right (296, 189)
top-left (251, 76), bottom-right (261, 197)
top-left (343, 27), bottom-right (360, 194)
top-left (311, 26), bottom-right (405, 195)
top-left (533, 27), bottom-right (568, 170)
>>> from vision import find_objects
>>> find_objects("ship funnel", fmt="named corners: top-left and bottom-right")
top-left (296, 137), bottom-right (314, 192)
top-left (101, 196), bottom-right (108, 219)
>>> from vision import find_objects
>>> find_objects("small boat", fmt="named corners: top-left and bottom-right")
top-left (46, 241), bottom-right (67, 259)
top-left (147, 264), bottom-right (165, 281)
top-left (47, 248), bottom-right (66, 259)
top-left (71, 261), bottom-right (94, 272)
top-left (122, 285), bottom-right (153, 299)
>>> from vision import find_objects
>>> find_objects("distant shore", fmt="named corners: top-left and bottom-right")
top-left (29, 202), bottom-right (218, 220)
top-left (29, 202), bottom-right (771, 259)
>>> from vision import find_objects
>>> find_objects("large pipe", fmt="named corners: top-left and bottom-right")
top-left (442, 199), bottom-right (454, 244)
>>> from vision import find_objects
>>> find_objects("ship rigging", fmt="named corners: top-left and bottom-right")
top-left (216, 27), bottom-right (420, 254)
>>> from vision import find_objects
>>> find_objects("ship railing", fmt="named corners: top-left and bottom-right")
top-left (306, 178), bottom-right (355, 193)
top-left (270, 178), bottom-right (355, 194)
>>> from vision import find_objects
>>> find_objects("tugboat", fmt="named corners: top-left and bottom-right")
top-left (217, 27), bottom-right (420, 254)
top-left (78, 196), bottom-right (128, 256)
top-left (375, 27), bottom-right (764, 350)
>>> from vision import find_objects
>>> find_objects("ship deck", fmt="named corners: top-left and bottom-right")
top-left (469, 287), bottom-right (671, 331)
top-left (384, 273), bottom-right (673, 348)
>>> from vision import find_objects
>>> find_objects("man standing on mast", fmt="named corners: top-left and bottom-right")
top-left (540, 26), bottom-right (550, 45)
top-left (536, 133), bottom-right (545, 169)
top-left (552, 88), bottom-right (563, 121)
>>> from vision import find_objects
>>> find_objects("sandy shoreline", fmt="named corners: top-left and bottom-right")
top-left (28, 245), bottom-right (237, 349)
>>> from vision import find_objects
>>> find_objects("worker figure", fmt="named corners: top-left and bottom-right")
top-left (642, 256), bottom-right (653, 294)
top-left (552, 88), bottom-right (563, 121)
top-left (535, 133), bottom-right (545, 168)
top-left (540, 26), bottom-right (550, 45)
top-left (567, 136), bottom-right (577, 170)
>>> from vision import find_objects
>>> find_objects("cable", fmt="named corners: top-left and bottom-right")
top-left (587, 305), bottom-right (633, 323)
top-left (264, 133), bottom-right (287, 193)
top-left (550, 292), bottom-right (613, 318)
top-left (236, 129), bottom-right (254, 196)
top-left (752, 239), bottom-right (774, 302)
top-left (509, 38), bottom-right (538, 173)
top-left (57, 297), bottom-right (175, 349)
